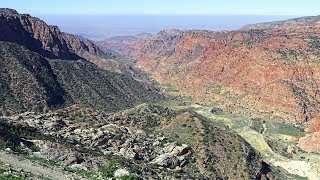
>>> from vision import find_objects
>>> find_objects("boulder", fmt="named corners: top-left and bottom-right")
top-left (171, 144), bottom-right (191, 156)
top-left (151, 153), bottom-right (179, 168)
top-left (114, 168), bottom-right (130, 177)
top-left (118, 148), bottom-right (138, 159)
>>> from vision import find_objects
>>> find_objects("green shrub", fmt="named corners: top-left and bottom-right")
top-left (30, 144), bottom-right (40, 152)
top-left (0, 175), bottom-right (22, 180)
top-left (99, 163), bottom-right (117, 178)
top-left (120, 174), bottom-right (141, 180)
top-left (4, 140), bottom-right (14, 150)
top-left (211, 107), bottom-right (223, 115)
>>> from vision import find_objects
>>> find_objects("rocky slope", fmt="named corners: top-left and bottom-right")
top-left (101, 21), bottom-right (320, 123)
top-left (0, 104), bottom-right (284, 179)
top-left (0, 8), bottom-right (126, 72)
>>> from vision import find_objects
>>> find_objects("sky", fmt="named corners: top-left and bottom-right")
top-left (1, 0), bottom-right (320, 16)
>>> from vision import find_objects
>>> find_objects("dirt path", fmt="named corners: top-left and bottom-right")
top-left (0, 151), bottom-right (84, 180)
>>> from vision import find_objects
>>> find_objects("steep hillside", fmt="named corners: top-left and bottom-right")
top-left (242, 15), bottom-right (320, 30)
top-left (49, 59), bottom-right (162, 112)
top-left (0, 41), bottom-right (66, 115)
top-left (103, 22), bottom-right (320, 123)
top-left (0, 41), bottom-right (162, 116)
top-left (0, 8), bottom-right (125, 72)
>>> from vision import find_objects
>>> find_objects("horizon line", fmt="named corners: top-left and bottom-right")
top-left (33, 13), bottom-right (314, 17)
top-left (33, 13), bottom-right (312, 16)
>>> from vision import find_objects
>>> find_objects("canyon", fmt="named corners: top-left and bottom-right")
top-left (0, 8), bottom-right (320, 179)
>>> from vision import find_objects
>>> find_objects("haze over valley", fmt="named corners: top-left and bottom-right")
top-left (39, 15), bottom-right (295, 40)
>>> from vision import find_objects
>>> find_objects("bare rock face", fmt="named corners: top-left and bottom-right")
top-left (298, 132), bottom-right (320, 153)
top-left (103, 23), bottom-right (320, 123)
top-left (0, 8), bottom-right (123, 72)
top-left (298, 114), bottom-right (320, 152)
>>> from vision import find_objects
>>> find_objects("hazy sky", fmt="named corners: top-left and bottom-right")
top-left (2, 0), bottom-right (320, 15)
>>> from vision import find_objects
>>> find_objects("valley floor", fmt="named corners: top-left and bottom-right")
top-left (0, 83), bottom-right (319, 179)
top-left (160, 84), bottom-right (320, 180)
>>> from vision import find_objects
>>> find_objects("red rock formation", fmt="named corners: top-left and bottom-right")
top-left (103, 23), bottom-right (320, 123)
top-left (298, 113), bottom-right (320, 152)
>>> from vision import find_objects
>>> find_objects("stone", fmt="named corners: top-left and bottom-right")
top-left (70, 163), bottom-right (88, 170)
top-left (151, 153), bottom-right (178, 168)
top-left (175, 166), bottom-right (182, 171)
top-left (163, 143), bottom-right (175, 153)
top-left (153, 141), bottom-right (160, 146)
top-left (180, 159), bottom-right (188, 167)
top-left (171, 144), bottom-right (191, 156)
top-left (118, 148), bottom-right (138, 159)
top-left (114, 168), bottom-right (130, 177)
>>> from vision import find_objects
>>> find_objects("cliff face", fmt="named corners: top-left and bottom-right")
top-left (0, 8), bottom-right (124, 72)
top-left (103, 23), bottom-right (320, 123)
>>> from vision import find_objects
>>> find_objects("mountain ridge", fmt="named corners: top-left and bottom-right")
top-left (0, 8), bottom-right (129, 72)
top-left (0, 9), bottom-right (163, 115)
top-left (99, 15), bottom-right (320, 123)
top-left (241, 15), bottom-right (320, 30)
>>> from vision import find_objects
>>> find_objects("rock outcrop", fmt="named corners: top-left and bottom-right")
top-left (0, 104), bottom-right (274, 179)
top-left (101, 22), bottom-right (320, 123)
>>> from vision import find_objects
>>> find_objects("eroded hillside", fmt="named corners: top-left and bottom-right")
top-left (101, 22), bottom-right (320, 124)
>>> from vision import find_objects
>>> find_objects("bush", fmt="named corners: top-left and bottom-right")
top-left (120, 174), bottom-right (141, 180)
top-left (211, 107), bottom-right (223, 115)
top-left (99, 163), bottom-right (117, 178)
top-left (4, 140), bottom-right (14, 150)
top-left (30, 144), bottom-right (40, 152)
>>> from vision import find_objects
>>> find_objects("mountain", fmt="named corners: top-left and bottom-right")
top-left (0, 41), bottom-right (162, 116)
top-left (99, 20), bottom-right (320, 123)
top-left (0, 9), bottom-right (163, 116)
top-left (241, 15), bottom-right (320, 30)
top-left (0, 8), bottom-right (126, 72)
